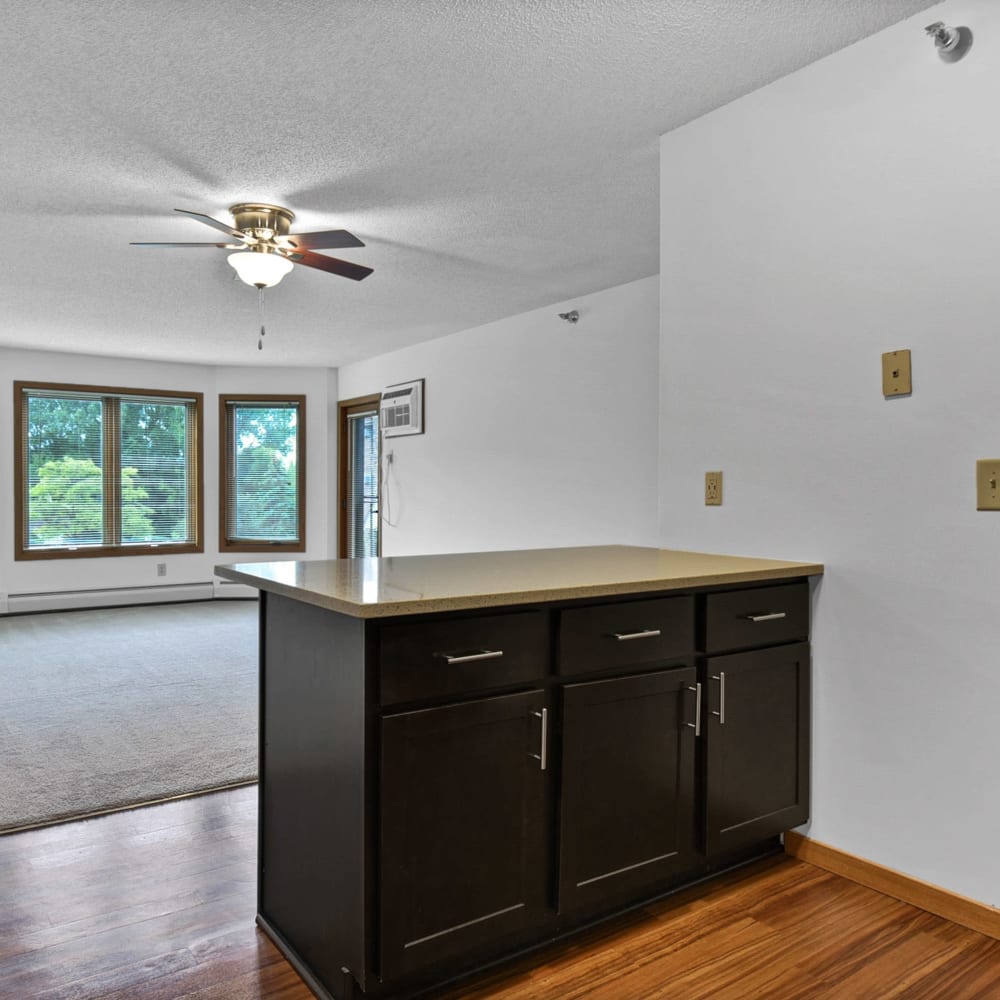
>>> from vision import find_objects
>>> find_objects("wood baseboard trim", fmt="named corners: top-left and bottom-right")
top-left (785, 831), bottom-right (1000, 942)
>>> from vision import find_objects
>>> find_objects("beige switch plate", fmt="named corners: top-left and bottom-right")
top-left (882, 349), bottom-right (912, 396)
top-left (705, 471), bottom-right (722, 506)
top-left (976, 460), bottom-right (1000, 510)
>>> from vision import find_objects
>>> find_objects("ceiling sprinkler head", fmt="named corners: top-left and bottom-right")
top-left (558, 310), bottom-right (580, 323)
top-left (924, 21), bottom-right (972, 61)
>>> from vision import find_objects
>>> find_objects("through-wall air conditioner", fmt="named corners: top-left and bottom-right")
top-left (381, 378), bottom-right (424, 438)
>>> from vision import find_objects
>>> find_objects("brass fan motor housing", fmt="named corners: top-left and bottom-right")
top-left (229, 203), bottom-right (295, 240)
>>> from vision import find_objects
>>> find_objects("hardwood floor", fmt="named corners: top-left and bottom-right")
top-left (1, 786), bottom-right (998, 999)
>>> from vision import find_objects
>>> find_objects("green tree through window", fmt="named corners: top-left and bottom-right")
top-left (15, 383), bottom-right (203, 559)
top-left (220, 396), bottom-right (305, 552)
top-left (121, 401), bottom-right (191, 543)
top-left (28, 458), bottom-right (154, 545)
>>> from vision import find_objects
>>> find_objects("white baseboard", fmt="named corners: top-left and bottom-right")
top-left (0, 593), bottom-right (8, 615)
top-left (5, 582), bottom-right (216, 615)
top-left (213, 579), bottom-right (259, 600)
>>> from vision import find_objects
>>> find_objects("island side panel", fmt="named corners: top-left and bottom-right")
top-left (259, 591), bottom-right (370, 994)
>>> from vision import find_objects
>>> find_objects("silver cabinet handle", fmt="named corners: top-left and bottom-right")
top-left (530, 708), bottom-right (548, 770)
top-left (686, 682), bottom-right (702, 737)
top-left (435, 649), bottom-right (504, 664)
top-left (744, 611), bottom-right (787, 623)
top-left (711, 672), bottom-right (726, 725)
top-left (611, 628), bottom-right (662, 641)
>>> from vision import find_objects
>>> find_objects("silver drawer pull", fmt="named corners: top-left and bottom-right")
top-left (436, 649), bottom-right (504, 664)
top-left (610, 628), bottom-right (662, 641)
top-left (744, 611), bottom-right (787, 623)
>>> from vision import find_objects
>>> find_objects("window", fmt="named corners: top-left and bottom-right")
top-left (220, 395), bottom-right (305, 552)
top-left (15, 382), bottom-right (203, 560)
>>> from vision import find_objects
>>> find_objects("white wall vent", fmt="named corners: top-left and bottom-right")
top-left (381, 379), bottom-right (424, 437)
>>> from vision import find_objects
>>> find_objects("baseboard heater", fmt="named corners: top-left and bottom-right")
top-left (6, 582), bottom-right (220, 615)
top-left (212, 579), bottom-right (259, 600)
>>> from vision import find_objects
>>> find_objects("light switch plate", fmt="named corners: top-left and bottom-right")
top-left (882, 349), bottom-right (912, 397)
top-left (976, 460), bottom-right (1000, 510)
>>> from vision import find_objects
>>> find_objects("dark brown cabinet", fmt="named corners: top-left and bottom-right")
top-left (700, 581), bottom-right (811, 857)
top-left (252, 575), bottom-right (813, 1000)
top-left (558, 666), bottom-right (697, 912)
top-left (703, 642), bottom-right (810, 855)
top-left (379, 689), bottom-right (549, 979)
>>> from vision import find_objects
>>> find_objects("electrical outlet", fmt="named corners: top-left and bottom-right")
top-left (156, 563), bottom-right (167, 577)
top-left (705, 471), bottom-right (723, 506)
top-left (976, 461), bottom-right (1000, 510)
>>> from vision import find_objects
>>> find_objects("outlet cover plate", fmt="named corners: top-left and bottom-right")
top-left (882, 349), bottom-right (912, 397)
top-left (705, 471), bottom-right (722, 506)
top-left (976, 460), bottom-right (1000, 510)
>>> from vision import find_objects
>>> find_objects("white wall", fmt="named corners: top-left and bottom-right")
top-left (659, 0), bottom-right (998, 906)
top-left (338, 276), bottom-right (660, 555)
top-left (0, 348), bottom-right (336, 605)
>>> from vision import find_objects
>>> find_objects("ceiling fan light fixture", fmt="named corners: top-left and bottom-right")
top-left (227, 249), bottom-right (294, 287)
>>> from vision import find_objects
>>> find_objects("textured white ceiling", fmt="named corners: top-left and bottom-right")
top-left (1, 0), bottom-right (938, 367)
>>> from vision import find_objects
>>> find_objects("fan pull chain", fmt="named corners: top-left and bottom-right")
top-left (257, 285), bottom-right (266, 350)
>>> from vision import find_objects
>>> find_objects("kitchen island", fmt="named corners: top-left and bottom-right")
top-left (216, 545), bottom-right (823, 1000)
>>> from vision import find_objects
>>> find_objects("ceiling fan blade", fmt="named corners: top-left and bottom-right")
top-left (174, 208), bottom-right (244, 239)
top-left (284, 248), bottom-right (373, 281)
top-left (285, 229), bottom-right (365, 250)
top-left (130, 241), bottom-right (232, 248)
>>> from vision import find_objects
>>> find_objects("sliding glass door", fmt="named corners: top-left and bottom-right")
top-left (338, 396), bottom-right (380, 558)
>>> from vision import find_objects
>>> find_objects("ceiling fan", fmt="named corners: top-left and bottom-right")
top-left (131, 203), bottom-right (373, 287)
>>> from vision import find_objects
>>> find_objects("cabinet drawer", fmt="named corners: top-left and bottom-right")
top-left (379, 611), bottom-right (548, 705)
top-left (557, 596), bottom-right (694, 676)
top-left (703, 582), bottom-right (809, 653)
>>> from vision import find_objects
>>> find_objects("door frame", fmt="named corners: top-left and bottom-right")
top-left (337, 394), bottom-right (382, 558)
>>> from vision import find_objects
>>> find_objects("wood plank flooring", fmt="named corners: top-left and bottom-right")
top-left (2, 785), bottom-right (998, 999)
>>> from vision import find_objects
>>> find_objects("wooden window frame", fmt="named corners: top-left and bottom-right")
top-left (14, 380), bottom-right (204, 561)
top-left (219, 394), bottom-right (306, 555)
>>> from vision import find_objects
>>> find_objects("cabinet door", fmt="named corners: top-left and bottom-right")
top-left (379, 689), bottom-right (548, 980)
top-left (558, 666), bottom-right (697, 913)
top-left (704, 642), bottom-right (810, 855)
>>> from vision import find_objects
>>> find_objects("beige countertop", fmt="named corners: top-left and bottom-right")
top-left (215, 545), bottom-right (823, 619)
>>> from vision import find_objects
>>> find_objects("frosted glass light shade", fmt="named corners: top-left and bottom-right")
top-left (228, 250), bottom-right (294, 287)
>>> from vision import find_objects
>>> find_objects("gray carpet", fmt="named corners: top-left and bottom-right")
top-left (0, 600), bottom-right (258, 832)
